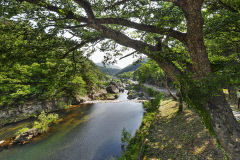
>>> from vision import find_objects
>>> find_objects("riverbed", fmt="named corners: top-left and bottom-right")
top-left (0, 91), bottom-right (144, 160)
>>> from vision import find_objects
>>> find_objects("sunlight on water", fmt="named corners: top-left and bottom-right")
top-left (0, 92), bottom-right (144, 160)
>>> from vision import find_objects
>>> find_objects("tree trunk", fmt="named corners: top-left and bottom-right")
top-left (204, 93), bottom-right (240, 159)
top-left (163, 76), bottom-right (177, 101)
top-left (178, 94), bottom-right (183, 113)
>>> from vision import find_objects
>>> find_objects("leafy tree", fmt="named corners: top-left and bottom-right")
top-left (134, 59), bottom-right (178, 101)
top-left (2, 0), bottom-right (240, 158)
top-left (134, 60), bottom-right (167, 86)
top-left (118, 71), bottom-right (134, 81)
top-left (33, 111), bottom-right (58, 133)
top-left (0, 19), bottom-right (104, 107)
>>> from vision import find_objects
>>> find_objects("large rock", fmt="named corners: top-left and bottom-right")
top-left (127, 90), bottom-right (138, 99)
top-left (90, 89), bottom-right (108, 100)
top-left (72, 95), bottom-right (91, 105)
top-left (119, 87), bottom-right (124, 92)
top-left (13, 128), bottom-right (39, 144)
top-left (106, 82), bottom-right (119, 94)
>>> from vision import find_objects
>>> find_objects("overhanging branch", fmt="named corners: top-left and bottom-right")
top-left (96, 18), bottom-right (187, 44)
top-left (119, 51), bottom-right (137, 60)
top-left (62, 37), bottom-right (103, 58)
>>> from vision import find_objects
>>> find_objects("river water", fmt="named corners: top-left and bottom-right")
top-left (0, 91), bottom-right (144, 160)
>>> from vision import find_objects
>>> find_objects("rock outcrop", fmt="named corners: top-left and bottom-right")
top-left (0, 98), bottom-right (69, 127)
top-left (127, 90), bottom-right (138, 99)
top-left (106, 81), bottom-right (120, 94)
top-left (0, 81), bottom-right (123, 127)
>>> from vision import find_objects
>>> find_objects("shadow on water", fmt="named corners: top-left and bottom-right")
top-left (0, 92), bottom-right (144, 160)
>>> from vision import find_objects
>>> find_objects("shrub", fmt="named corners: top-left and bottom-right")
top-left (33, 111), bottom-right (58, 133)
top-left (16, 127), bottom-right (30, 136)
top-left (121, 128), bottom-right (132, 150)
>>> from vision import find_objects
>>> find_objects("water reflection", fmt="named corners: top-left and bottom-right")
top-left (0, 92), bottom-right (144, 160)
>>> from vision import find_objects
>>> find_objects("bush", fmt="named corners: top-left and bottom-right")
top-left (144, 93), bottom-right (163, 112)
top-left (16, 127), bottom-right (30, 136)
top-left (33, 111), bottom-right (58, 133)
top-left (121, 128), bottom-right (132, 151)
top-left (119, 94), bottom-right (163, 159)
top-left (145, 87), bottom-right (156, 96)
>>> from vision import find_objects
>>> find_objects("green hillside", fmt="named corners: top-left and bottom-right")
top-left (116, 59), bottom-right (147, 75)
top-left (96, 66), bottom-right (120, 76)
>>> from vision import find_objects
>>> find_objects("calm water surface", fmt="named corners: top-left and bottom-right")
top-left (0, 91), bottom-right (144, 160)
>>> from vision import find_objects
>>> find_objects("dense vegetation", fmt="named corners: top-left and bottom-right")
top-left (134, 60), bottom-right (173, 88)
top-left (120, 93), bottom-right (163, 160)
top-left (95, 63), bottom-right (121, 75)
top-left (97, 66), bottom-right (120, 76)
top-left (1, 0), bottom-right (240, 158)
top-left (0, 19), bottom-right (105, 108)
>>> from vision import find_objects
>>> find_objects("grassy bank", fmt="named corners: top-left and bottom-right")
top-left (120, 97), bottom-right (225, 160)
top-left (119, 94), bottom-right (163, 160)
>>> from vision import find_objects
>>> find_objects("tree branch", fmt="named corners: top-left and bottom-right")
top-left (62, 37), bottom-right (102, 58)
top-left (17, 0), bottom-right (186, 44)
top-left (217, 0), bottom-right (238, 13)
top-left (95, 18), bottom-right (187, 44)
top-left (90, 23), bottom-right (182, 80)
top-left (104, 0), bottom-right (131, 10)
top-left (119, 51), bottom-right (137, 60)
top-left (17, 0), bottom-right (88, 23)
top-left (73, 0), bottom-right (95, 21)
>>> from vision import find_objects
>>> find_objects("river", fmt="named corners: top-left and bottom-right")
top-left (0, 91), bottom-right (144, 160)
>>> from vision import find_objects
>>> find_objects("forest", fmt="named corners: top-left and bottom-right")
top-left (1, 0), bottom-right (240, 159)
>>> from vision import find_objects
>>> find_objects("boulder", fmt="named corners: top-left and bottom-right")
top-left (72, 95), bottom-right (92, 105)
top-left (127, 90), bottom-right (138, 99)
top-left (13, 128), bottom-right (39, 144)
top-left (114, 94), bottom-right (119, 99)
top-left (119, 88), bottom-right (124, 92)
top-left (90, 89), bottom-right (108, 100)
top-left (106, 85), bottom-right (119, 94)
top-left (127, 94), bottom-right (137, 99)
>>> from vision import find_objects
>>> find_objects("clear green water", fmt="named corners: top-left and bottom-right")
top-left (0, 92), bottom-right (144, 160)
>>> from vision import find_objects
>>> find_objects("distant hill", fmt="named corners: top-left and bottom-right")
top-left (95, 63), bottom-right (121, 69)
top-left (95, 63), bottom-right (121, 75)
top-left (116, 58), bottom-right (148, 75)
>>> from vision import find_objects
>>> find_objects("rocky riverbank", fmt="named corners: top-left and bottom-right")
top-left (0, 81), bottom-right (129, 153)
top-left (0, 80), bottom-right (124, 127)
top-left (0, 128), bottom-right (40, 152)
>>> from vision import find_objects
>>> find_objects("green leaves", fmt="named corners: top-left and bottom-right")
top-left (0, 19), bottom-right (104, 107)
top-left (33, 111), bottom-right (58, 133)
top-left (134, 59), bottom-right (167, 86)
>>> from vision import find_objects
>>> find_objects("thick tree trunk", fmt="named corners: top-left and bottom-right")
top-left (204, 93), bottom-right (240, 159)
top-left (178, 1), bottom-right (211, 75)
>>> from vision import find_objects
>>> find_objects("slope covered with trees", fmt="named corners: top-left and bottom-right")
top-left (0, 19), bottom-right (105, 108)
top-left (1, 0), bottom-right (240, 158)
top-left (116, 60), bottom-right (146, 75)
top-left (96, 66), bottom-right (120, 75)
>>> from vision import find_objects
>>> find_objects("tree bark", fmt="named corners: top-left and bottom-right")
top-left (178, 0), bottom-right (212, 77)
top-left (204, 93), bottom-right (240, 159)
